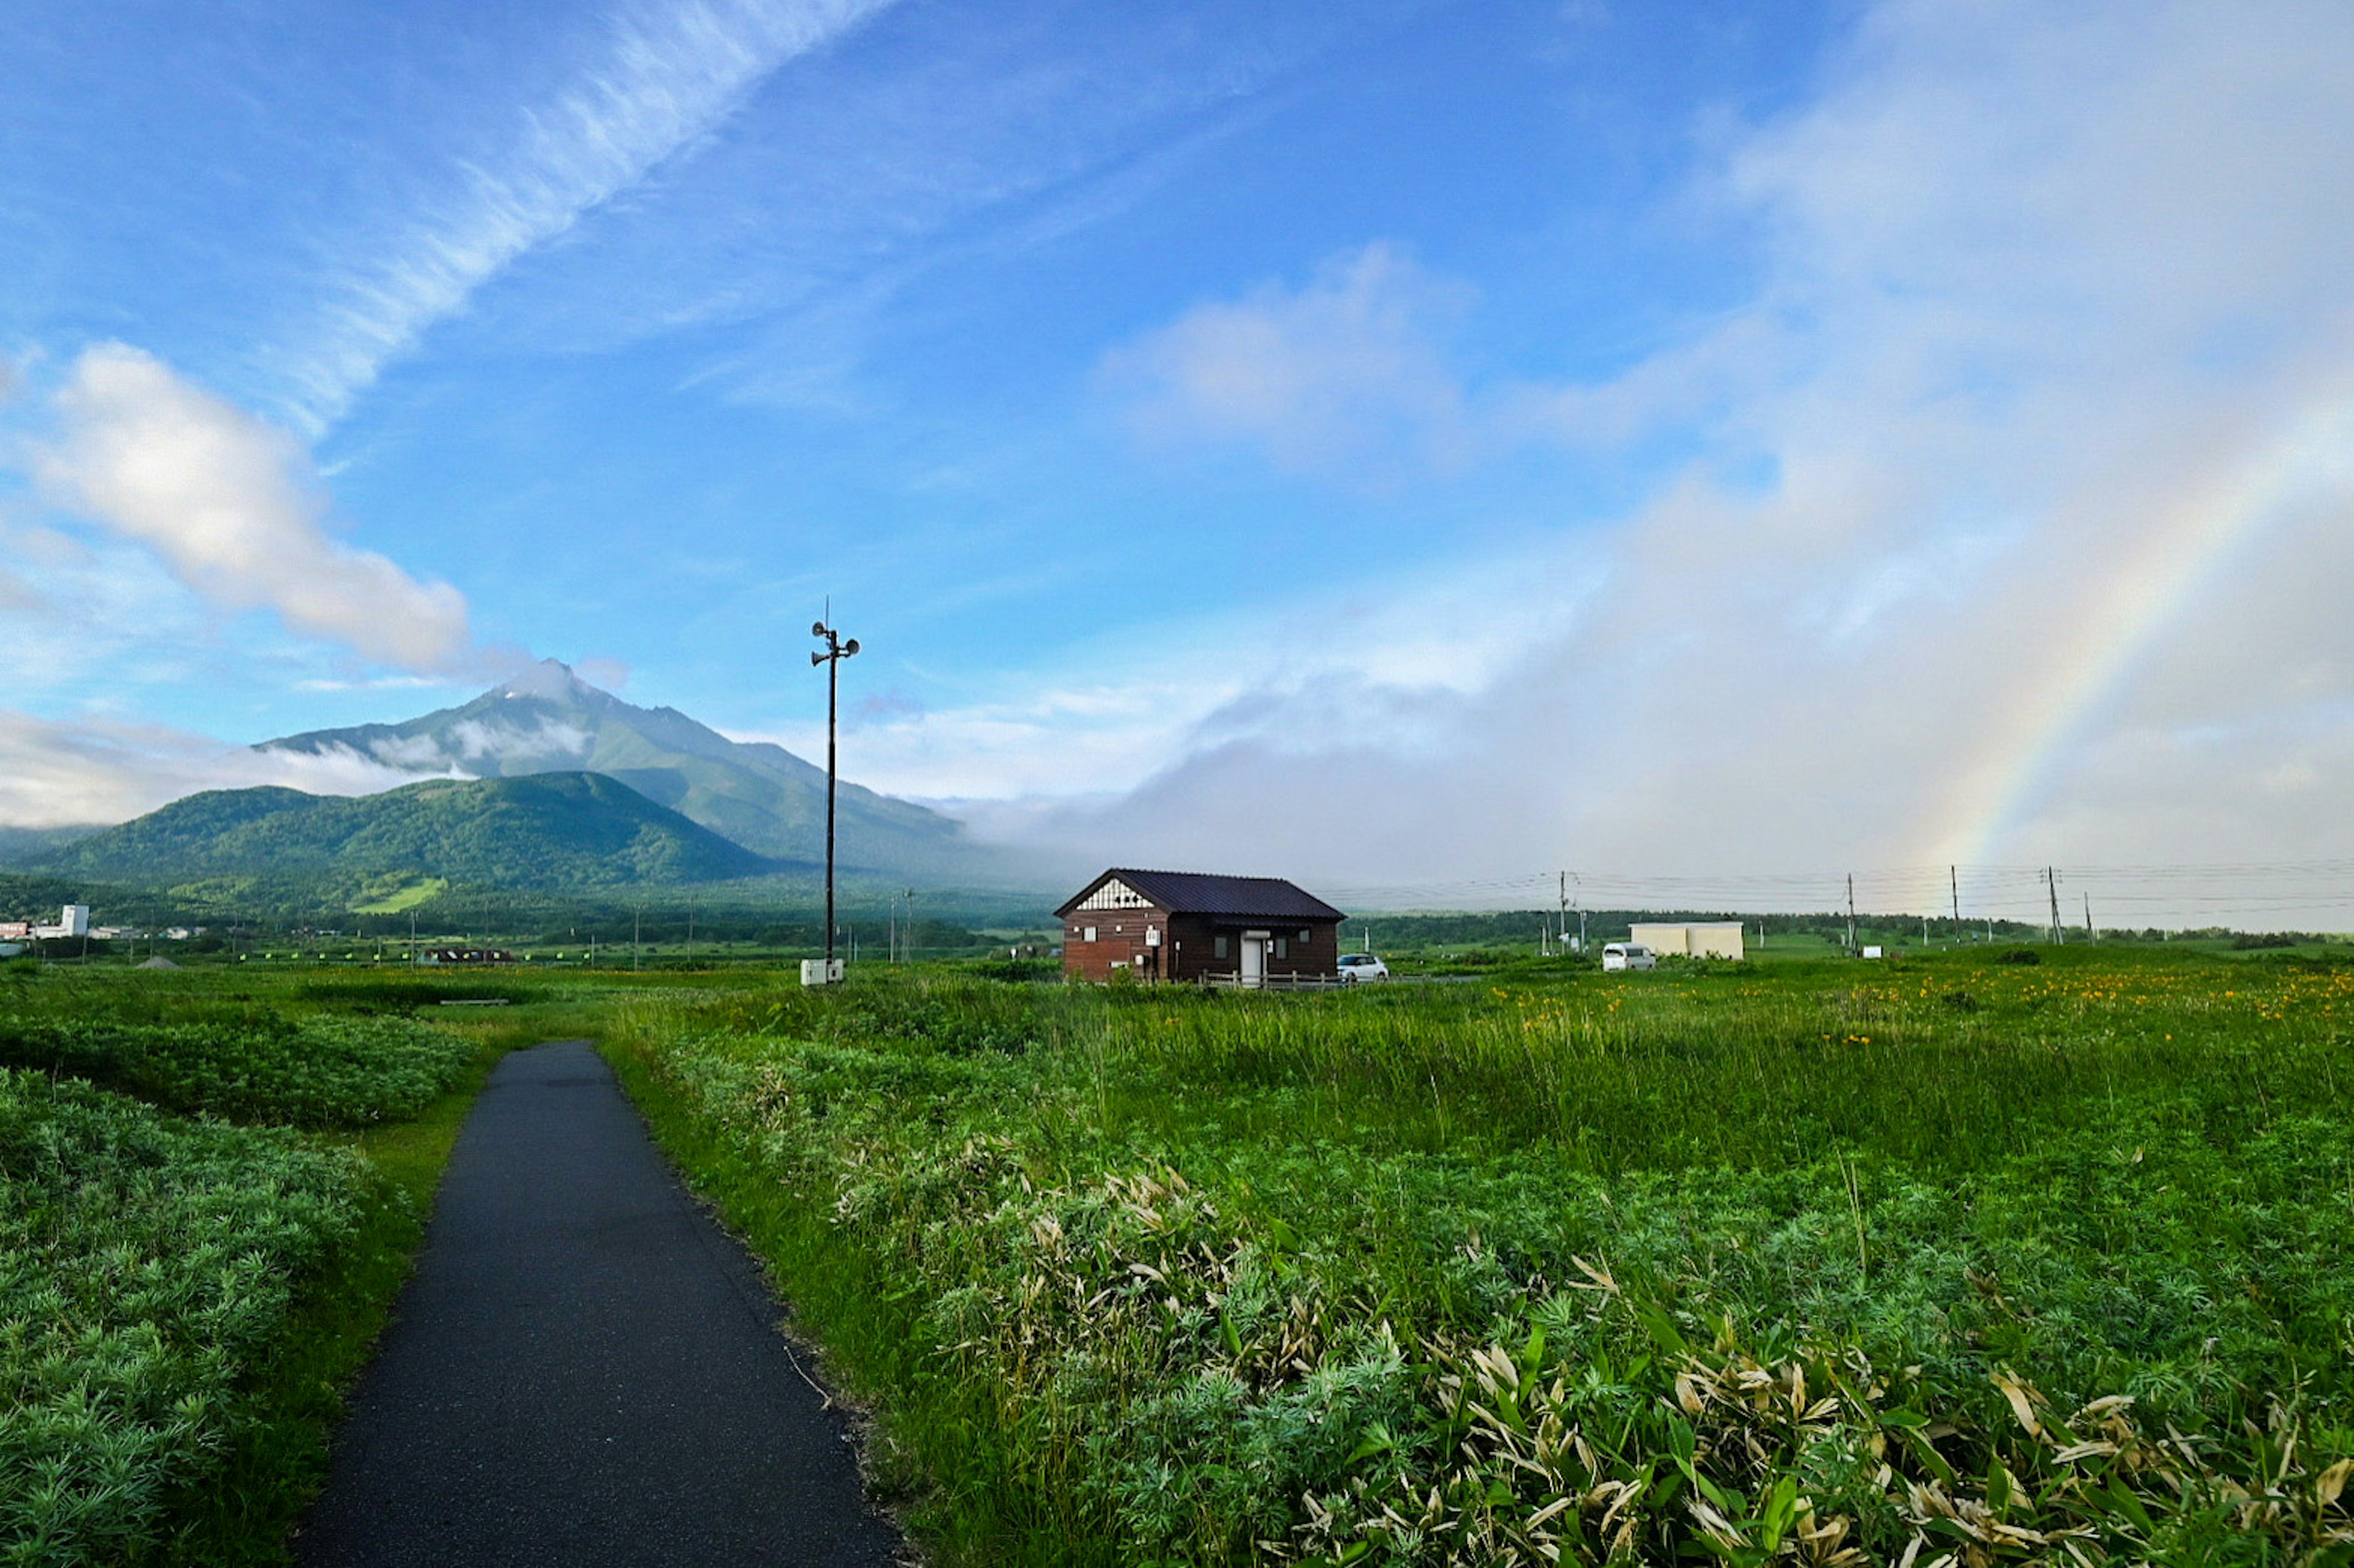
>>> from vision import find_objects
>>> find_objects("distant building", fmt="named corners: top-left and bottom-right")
top-left (1629, 921), bottom-right (1745, 961)
top-left (1057, 869), bottom-right (1346, 985)
top-left (32, 905), bottom-right (90, 940)
top-left (418, 947), bottom-right (516, 965)
top-left (0, 923), bottom-right (29, 940)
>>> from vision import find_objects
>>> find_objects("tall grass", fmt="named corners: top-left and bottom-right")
top-left (611, 950), bottom-right (2354, 1565)
top-left (0, 1071), bottom-right (370, 1565)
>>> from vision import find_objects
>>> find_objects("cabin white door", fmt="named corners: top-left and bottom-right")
top-left (1240, 932), bottom-right (1267, 986)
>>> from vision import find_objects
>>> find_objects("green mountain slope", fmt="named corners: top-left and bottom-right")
top-left (37, 774), bottom-right (790, 896)
top-left (0, 826), bottom-right (100, 868)
top-left (254, 660), bottom-right (1022, 881)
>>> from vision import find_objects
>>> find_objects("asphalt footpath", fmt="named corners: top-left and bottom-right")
top-left (295, 1040), bottom-right (902, 1567)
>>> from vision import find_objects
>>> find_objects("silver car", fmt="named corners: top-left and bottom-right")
top-left (1600, 942), bottom-right (1656, 972)
top-left (1337, 953), bottom-right (1390, 983)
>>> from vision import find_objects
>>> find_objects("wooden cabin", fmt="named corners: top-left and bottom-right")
top-left (1057, 869), bottom-right (1346, 985)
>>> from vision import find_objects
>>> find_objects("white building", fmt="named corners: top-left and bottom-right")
top-left (1629, 921), bottom-right (1746, 961)
top-left (33, 905), bottom-right (91, 940)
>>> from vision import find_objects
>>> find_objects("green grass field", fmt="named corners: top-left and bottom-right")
top-left (347, 876), bottom-right (449, 915)
top-left (6, 945), bottom-right (2351, 1564)
top-left (606, 946), bottom-right (2354, 1566)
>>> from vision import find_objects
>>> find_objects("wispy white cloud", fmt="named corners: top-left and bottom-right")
top-left (267, 0), bottom-right (893, 430)
top-left (1101, 243), bottom-right (1477, 485)
top-left (291, 674), bottom-right (459, 694)
top-left (36, 344), bottom-right (474, 672)
top-left (0, 709), bottom-right (452, 829)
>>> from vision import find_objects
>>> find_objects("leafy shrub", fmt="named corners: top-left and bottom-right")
top-left (0, 1014), bottom-right (473, 1127)
top-left (614, 961), bottom-right (2354, 1564)
top-left (0, 1070), bottom-right (371, 1565)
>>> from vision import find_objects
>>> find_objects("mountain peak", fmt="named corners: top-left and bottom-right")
top-left (490, 658), bottom-right (600, 705)
top-left (252, 666), bottom-right (1018, 880)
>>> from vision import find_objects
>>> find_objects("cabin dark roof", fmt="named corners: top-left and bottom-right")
top-left (1057, 868), bottom-right (1346, 922)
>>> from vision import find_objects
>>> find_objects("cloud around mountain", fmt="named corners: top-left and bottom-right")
top-left (254, 658), bottom-right (1037, 883)
top-left (0, 707), bottom-right (450, 832)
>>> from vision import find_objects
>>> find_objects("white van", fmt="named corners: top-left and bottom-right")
top-left (1601, 942), bottom-right (1656, 972)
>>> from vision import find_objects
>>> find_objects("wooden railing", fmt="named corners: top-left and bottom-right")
top-left (1200, 970), bottom-right (1348, 991)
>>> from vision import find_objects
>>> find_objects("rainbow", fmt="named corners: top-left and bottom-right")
top-left (1919, 393), bottom-right (2354, 877)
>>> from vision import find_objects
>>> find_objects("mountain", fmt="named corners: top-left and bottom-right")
top-left (0, 826), bottom-right (99, 868)
top-left (256, 660), bottom-right (1021, 882)
top-left (38, 773), bottom-right (787, 897)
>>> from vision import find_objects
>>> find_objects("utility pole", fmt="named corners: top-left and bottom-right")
top-left (1949, 864), bottom-right (1960, 936)
top-left (2045, 866), bottom-right (2063, 945)
top-left (1558, 872), bottom-right (1569, 957)
top-left (633, 905), bottom-right (641, 971)
top-left (2084, 891), bottom-right (2093, 942)
top-left (1846, 873), bottom-right (1857, 952)
top-left (811, 611), bottom-right (861, 978)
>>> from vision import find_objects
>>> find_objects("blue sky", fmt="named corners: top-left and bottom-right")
top-left (7, 0), bottom-right (2354, 925)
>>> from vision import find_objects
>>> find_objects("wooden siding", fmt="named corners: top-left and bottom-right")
top-left (1062, 907), bottom-right (1343, 984)
top-left (1061, 904), bottom-right (1173, 982)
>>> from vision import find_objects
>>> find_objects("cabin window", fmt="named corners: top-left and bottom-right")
top-left (1214, 935), bottom-right (1229, 959)
top-left (1083, 926), bottom-right (1097, 943)
top-left (1299, 929), bottom-right (1312, 943)
top-left (1274, 936), bottom-right (1289, 959)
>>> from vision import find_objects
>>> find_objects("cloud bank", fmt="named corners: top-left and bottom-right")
top-left (36, 344), bottom-right (474, 672)
top-left (0, 710), bottom-right (449, 830)
top-left (954, 0), bottom-right (2354, 924)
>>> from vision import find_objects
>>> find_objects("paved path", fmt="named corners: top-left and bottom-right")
top-left (297, 1041), bottom-right (901, 1567)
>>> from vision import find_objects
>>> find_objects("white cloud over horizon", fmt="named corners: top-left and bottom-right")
top-left (868, 0), bottom-right (2354, 923)
top-left (0, 709), bottom-right (454, 830)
